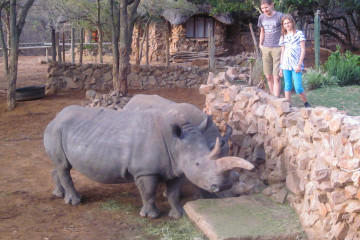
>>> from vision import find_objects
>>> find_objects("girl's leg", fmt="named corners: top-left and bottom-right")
top-left (283, 69), bottom-right (293, 102)
top-left (292, 71), bottom-right (307, 102)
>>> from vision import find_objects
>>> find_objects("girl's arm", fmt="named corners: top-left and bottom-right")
top-left (296, 40), bottom-right (306, 73)
top-left (279, 45), bottom-right (285, 77)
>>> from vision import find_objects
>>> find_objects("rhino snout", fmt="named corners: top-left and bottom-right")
top-left (210, 184), bottom-right (220, 193)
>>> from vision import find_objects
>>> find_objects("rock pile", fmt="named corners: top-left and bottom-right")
top-left (82, 90), bottom-right (131, 111)
top-left (200, 71), bottom-right (360, 240)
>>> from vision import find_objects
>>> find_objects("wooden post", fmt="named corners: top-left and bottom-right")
top-left (79, 28), bottom-right (84, 64)
top-left (145, 23), bottom-right (149, 66)
top-left (135, 22), bottom-right (140, 65)
top-left (314, 10), bottom-right (321, 68)
top-left (62, 32), bottom-right (65, 62)
top-left (249, 23), bottom-right (260, 57)
top-left (71, 28), bottom-right (75, 63)
top-left (208, 24), bottom-right (215, 71)
top-left (56, 32), bottom-right (61, 62)
top-left (165, 21), bottom-right (170, 67)
top-left (51, 28), bottom-right (56, 61)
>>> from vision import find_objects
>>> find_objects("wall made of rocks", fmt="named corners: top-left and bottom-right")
top-left (46, 62), bottom-right (209, 93)
top-left (130, 19), bottom-right (228, 64)
top-left (200, 70), bottom-right (360, 240)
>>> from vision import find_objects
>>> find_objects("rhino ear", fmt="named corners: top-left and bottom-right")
top-left (222, 125), bottom-right (233, 140)
top-left (199, 115), bottom-right (213, 133)
top-left (172, 124), bottom-right (183, 139)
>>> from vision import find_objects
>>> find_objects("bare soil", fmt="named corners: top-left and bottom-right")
top-left (0, 56), bottom-right (205, 240)
top-left (0, 48), bottom-right (330, 240)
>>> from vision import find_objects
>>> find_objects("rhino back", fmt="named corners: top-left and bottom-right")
top-left (123, 95), bottom-right (225, 155)
top-left (44, 105), bottom-right (178, 184)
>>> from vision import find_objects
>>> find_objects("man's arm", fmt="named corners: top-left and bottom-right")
top-left (259, 27), bottom-right (265, 49)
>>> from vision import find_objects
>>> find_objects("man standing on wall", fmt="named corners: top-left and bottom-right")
top-left (258, 0), bottom-right (284, 97)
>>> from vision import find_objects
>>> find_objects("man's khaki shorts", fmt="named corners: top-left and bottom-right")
top-left (261, 46), bottom-right (282, 76)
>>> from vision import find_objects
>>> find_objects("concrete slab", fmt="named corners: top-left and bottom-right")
top-left (184, 194), bottom-right (305, 240)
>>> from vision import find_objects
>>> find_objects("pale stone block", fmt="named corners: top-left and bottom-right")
top-left (199, 84), bottom-right (214, 95)
top-left (338, 158), bottom-right (360, 171)
top-left (286, 171), bottom-right (304, 196)
top-left (331, 190), bottom-right (347, 205)
top-left (329, 116), bottom-right (343, 133)
top-left (345, 200), bottom-right (360, 214)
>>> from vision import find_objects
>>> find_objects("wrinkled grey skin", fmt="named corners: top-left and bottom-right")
top-left (44, 105), bottom-right (229, 219)
top-left (123, 94), bottom-right (232, 157)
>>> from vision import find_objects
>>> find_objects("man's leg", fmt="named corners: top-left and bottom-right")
top-left (265, 74), bottom-right (274, 94)
top-left (273, 75), bottom-right (281, 97)
top-left (272, 47), bottom-right (282, 97)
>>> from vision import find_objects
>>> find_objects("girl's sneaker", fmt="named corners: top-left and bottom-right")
top-left (304, 102), bottom-right (311, 108)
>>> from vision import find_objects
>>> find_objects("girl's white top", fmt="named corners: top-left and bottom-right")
top-left (279, 30), bottom-right (306, 71)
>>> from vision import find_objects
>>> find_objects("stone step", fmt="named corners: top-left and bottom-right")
top-left (184, 194), bottom-right (306, 240)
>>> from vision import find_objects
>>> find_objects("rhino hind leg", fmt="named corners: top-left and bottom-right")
top-left (135, 175), bottom-right (160, 218)
top-left (51, 169), bottom-right (65, 197)
top-left (49, 152), bottom-right (81, 205)
top-left (166, 176), bottom-right (185, 219)
top-left (56, 166), bottom-right (82, 205)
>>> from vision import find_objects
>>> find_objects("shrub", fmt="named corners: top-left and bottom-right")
top-left (323, 45), bottom-right (360, 86)
top-left (303, 68), bottom-right (338, 90)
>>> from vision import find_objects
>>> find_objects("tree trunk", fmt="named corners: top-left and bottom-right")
top-left (97, 0), bottom-right (103, 63)
top-left (119, 0), bottom-right (129, 95)
top-left (108, 0), bottom-right (120, 90)
top-left (79, 28), bottom-right (84, 64)
top-left (71, 28), bottom-right (75, 63)
top-left (56, 32), bottom-right (61, 62)
top-left (165, 21), bottom-right (170, 67)
top-left (135, 22), bottom-right (140, 65)
top-left (0, 3), bottom-right (9, 74)
top-left (51, 27), bottom-right (56, 61)
top-left (145, 22), bottom-right (149, 65)
top-left (62, 32), bottom-right (65, 62)
top-left (7, 0), bottom-right (19, 111)
top-left (5, 0), bottom-right (35, 111)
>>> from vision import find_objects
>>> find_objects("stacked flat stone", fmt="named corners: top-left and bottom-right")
top-left (200, 71), bottom-right (360, 240)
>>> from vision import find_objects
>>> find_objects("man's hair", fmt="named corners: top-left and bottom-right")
top-left (261, 0), bottom-right (273, 4)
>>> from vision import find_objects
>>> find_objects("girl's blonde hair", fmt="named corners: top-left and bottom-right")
top-left (281, 15), bottom-right (296, 37)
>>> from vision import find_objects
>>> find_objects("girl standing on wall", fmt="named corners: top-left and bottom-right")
top-left (279, 15), bottom-right (311, 108)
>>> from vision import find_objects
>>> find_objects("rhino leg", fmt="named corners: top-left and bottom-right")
top-left (166, 176), bottom-right (185, 219)
top-left (49, 149), bottom-right (81, 205)
top-left (51, 169), bottom-right (65, 197)
top-left (56, 166), bottom-right (82, 205)
top-left (135, 175), bottom-right (160, 219)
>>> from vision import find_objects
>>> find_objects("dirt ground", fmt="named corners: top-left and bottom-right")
top-left (0, 56), bottom-right (207, 240)
top-left (0, 48), bottom-right (331, 240)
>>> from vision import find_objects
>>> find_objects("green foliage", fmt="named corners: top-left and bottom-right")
top-left (323, 45), bottom-right (360, 86)
top-left (303, 67), bottom-right (339, 90)
top-left (145, 216), bottom-right (206, 240)
top-left (100, 199), bottom-right (135, 214)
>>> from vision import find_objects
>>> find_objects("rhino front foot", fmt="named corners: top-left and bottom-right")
top-left (140, 206), bottom-right (160, 219)
top-left (168, 206), bottom-right (185, 219)
top-left (64, 192), bottom-right (82, 205)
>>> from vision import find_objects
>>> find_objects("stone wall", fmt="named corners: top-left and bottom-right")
top-left (200, 71), bottom-right (360, 240)
top-left (131, 19), bottom-right (227, 64)
top-left (46, 62), bottom-right (209, 93)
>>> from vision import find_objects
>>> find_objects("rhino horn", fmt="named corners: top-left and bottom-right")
top-left (216, 156), bottom-right (255, 173)
top-left (209, 137), bottom-right (222, 160)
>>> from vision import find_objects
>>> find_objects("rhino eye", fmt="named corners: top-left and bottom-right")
top-left (195, 162), bottom-right (200, 166)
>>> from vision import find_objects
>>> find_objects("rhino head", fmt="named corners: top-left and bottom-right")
top-left (168, 115), bottom-right (254, 193)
